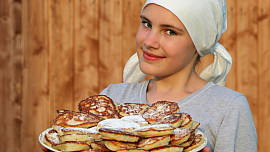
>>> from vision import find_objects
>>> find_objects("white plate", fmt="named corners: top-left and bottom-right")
top-left (39, 128), bottom-right (207, 152)
top-left (39, 128), bottom-right (60, 152)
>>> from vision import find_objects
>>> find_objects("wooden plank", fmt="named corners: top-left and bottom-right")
top-left (73, 0), bottom-right (100, 106)
top-left (0, 0), bottom-right (22, 151)
top-left (219, 0), bottom-right (237, 90)
top-left (258, 0), bottom-right (270, 151)
top-left (236, 0), bottom-right (258, 133)
top-left (122, 0), bottom-right (146, 66)
top-left (22, 0), bottom-right (50, 151)
top-left (48, 0), bottom-right (75, 112)
top-left (99, 0), bottom-right (124, 90)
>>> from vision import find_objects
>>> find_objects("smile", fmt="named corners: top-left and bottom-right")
top-left (143, 51), bottom-right (165, 61)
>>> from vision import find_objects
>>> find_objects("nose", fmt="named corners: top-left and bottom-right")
top-left (144, 30), bottom-right (160, 49)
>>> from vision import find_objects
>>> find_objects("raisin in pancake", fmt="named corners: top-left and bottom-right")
top-left (43, 129), bottom-right (59, 147)
top-left (137, 135), bottom-right (171, 150)
top-left (118, 103), bottom-right (149, 117)
top-left (97, 119), bottom-right (140, 132)
top-left (153, 113), bottom-right (182, 128)
top-left (90, 140), bottom-right (111, 152)
top-left (78, 95), bottom-right (119, 119)
top-left (52, 141), bottom-right (91, 151)
top-left (117, 148), bottom-right (149, 152)
top-left (52, 110), bottom-right (104, 128)
top-left (98, 128), bottom-right (141, 142)
top-left (135, 124), bottom-right (175, 138)
top-left (59, 133), bottom-right (94, 144)
top-left (183, 134), bottom-right (205, 152)
top-left (142, 101), bottom-right (180, 124)
top-left (150, 145), bottom-right (184, 152)
top-left (104, 140), bottom-right (137, 151)
top-left (171, 128), bottom-right (195, 145)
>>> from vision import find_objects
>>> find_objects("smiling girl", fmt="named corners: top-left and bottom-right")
top-left (100, 0), bottom-right (257, 151)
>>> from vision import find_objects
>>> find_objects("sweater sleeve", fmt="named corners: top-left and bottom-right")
top-left (214, 95), bottom-right (257, 152)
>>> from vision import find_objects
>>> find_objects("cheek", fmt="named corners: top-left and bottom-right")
top-left (136, 26), bottom-right (146, 47)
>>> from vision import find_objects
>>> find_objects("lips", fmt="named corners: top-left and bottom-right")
top-left (143, 51), bottom-right (165, 61)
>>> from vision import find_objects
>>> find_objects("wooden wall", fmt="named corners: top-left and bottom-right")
top-left (0, 0), bottom-right (269, 151)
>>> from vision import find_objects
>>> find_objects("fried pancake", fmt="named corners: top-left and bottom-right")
top-left (183, 134), bottom-right (205, 152)
top-left (117, 148), bottom-right (149, 152)
top-left (59, 133), bottom-right (93, 144)
top-left (52, 141), bottom-right (91, 151)
top-left (180, 113), bottom-right (192, 128)
top-left (135, 124), bottom-right (175, 138)
top-left (58, 126), bottom-right (101, 140)
top-left (118, 103), bottom-right (149, 117)
top-left (97, 119), bottom-right (140, 132)
top-left (78, 95), bottom-right (119, 119)
top-left (90, 140), bottom-right (111, 152)
top-left (104, 140), bottom-right (137, 151)
top-left (150, 145), bottom-right (184, 152)
top-left (121, 115), bottom-right (149, 126)
top-left (52, 110), bottom-right (104, 128)
top-left (180, 131), bottom-right (196, 148)
top-left (153, 113), bottom-right (182, 128)
top-left (137, 135), bottom-right (171, 150)
top-left (142, 101), bottom-right (180, 124)
top-left (190, 121), bottom-right (200, 130)
top-left (43, 129), bottom-right (59, 147)
top-left (98, 128), bottom-right (141, 142)
top-left (171, 128), bottom-right (195, 145)
top-left (81, 149), bottom-right (103, 152)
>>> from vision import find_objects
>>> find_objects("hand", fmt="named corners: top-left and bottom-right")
top-left (200, 147), bottom-right (210, 152)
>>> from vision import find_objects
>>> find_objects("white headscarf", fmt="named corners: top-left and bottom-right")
top-left (123, 0), bottom-right (232, 86)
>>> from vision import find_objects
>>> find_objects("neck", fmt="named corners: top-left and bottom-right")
top-left (147, 69), bottom-right (207, 104)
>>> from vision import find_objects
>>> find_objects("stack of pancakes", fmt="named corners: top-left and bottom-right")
top-left (43, 95), bottom-right (205, 152)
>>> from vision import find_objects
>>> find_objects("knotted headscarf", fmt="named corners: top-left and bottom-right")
top-left (123, 0), bottom-right (232, 86)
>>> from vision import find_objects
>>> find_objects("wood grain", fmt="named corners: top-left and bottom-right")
top-left (0, 0), bottom-right (22, 151)
top-left (258, 0), bottom-right (270, 151)
top-left (22, 0), bottom-right (49, 151)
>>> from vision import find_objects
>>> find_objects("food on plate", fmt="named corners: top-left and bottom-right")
top-left (104, 140), bottom-right (137, 151)
top-left (171, 128), bottom-right (195, 145)
top-left (142, 101), bottom-right (180, 124)
top-left (153, 113), bottom-right (182, 128)
top-left (183, 134), bottom-right (205, 152)
top-left (98, 128), bottom-right (141, 142)
top-left (117, 103), bottom-right (149, 117)
top-left (40, 95), bottom-right (206, 152)
top-left (52, 110), bottom-right (104, 128)
top-left (137, 135), bottom-right (171, 150)
top-left (135, 124), bottom-right (175, 138)
top-left (97, 118), bottom-right (140, 132)
top-left (90, 140), bottom-right (111, 152)
top-left (43, 129), bottom-right (59, 147)
top-left (52, 141), bottom-right (91, 151)
top-left (59, 133), bottom-right (93, 144)
top-left (149, 145), bottom-right (184, 152)
top-left (78, 95), bottom-right (119, 119)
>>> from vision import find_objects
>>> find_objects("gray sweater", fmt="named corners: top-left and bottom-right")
top-left (100, 80), bottom-right (257, 152)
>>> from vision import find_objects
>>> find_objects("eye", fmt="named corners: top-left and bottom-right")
top-left (165, 29), bottom-right (177, 35)
top-left (142, 21), bottom-right (152, 28)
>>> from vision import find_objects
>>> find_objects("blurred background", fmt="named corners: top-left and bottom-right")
top-left (0, 0), bottom-right (269, 151)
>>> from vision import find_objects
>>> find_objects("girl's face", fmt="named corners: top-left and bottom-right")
top-left (136, 4), bottom-right (197, 78)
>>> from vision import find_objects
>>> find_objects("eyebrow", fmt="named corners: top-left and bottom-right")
top-left (140, 15), bottom-right (185, 33)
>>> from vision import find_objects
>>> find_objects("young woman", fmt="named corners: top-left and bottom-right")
top-left (100, 0), bottom-right (257, 151)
